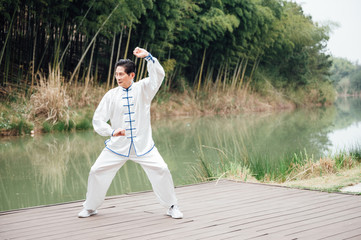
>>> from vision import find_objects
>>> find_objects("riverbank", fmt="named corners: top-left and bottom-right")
top-left (1, 79), bottom-right (336, 136)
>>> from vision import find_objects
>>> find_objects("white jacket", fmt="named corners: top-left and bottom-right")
top-left (92, 57), bottom-right (165, 156)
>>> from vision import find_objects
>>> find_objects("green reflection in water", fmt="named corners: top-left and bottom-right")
top-left (1, 98), bottom-right (360, 211)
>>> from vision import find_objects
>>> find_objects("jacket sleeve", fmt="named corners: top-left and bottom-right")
top-left (141, 56), bottom-right (165, 102)
top-left (92, 91), bottom-right (114, 136)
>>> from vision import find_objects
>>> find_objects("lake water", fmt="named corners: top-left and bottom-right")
top-left (0, 97), bottom-right (360, 211)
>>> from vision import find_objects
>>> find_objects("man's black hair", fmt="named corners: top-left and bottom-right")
top-left (114, 59), bottom-right (136, 74)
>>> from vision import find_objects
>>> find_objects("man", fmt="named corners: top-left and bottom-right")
top-left (78, 47), bottom-right (183, 219)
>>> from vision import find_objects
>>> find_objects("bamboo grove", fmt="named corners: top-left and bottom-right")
top-left (0, 0), bottom-right (332, 96)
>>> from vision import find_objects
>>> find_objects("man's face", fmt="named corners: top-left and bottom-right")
top-left (115, 66), bottom-right (134, 89)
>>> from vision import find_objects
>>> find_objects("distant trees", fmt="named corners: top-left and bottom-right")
top-left (0, 0), bottom-right (333, 95)
top-left (330, 58), bottom-right (361, 95)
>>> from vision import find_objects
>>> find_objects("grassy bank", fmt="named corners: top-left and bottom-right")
top-left (192, 145), bottom-right (361, 194)
top-left (0, 85), bottom-right (327, 136)
top-left (0, 85), bottom-right (104, 136)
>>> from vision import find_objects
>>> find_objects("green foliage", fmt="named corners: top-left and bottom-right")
top-left (42, 121), bottom-right (52, 133)
top-left (75, 118), bottom-right (92, 131)
top-left (349, 144), bottom-right (361, 162)
top-left (261, 1), bottom-right (332, 87)
top-left (42, 120), bottom-right (75, 133)
top-left (1, 0), bottom-right (334, 102)
top-left (334, 152), bottom-right (351, 169)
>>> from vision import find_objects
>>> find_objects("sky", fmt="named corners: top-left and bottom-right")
top-left (291, 0), bottom-right (361, 64)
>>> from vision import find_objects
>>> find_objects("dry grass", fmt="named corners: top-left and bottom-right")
top-left (280, 165), bottom-right (361, 192)
top-left (286, 157), bottom-right (337, 181)
top-left (286, 155), bottom-right (357, 182)
top-left (29, 67), bottom-right (70, 124)
top-left (151, 88), bottom-right (295, 119)
top-left (224, 164), bottom-right (259, 183)
top-left (67, 84), bottom-right (107, 109)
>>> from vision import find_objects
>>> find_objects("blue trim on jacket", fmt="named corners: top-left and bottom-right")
top-left (145, 53), bottom-right (155, 63)
top-left (104, 142), bottom-right (155, 157)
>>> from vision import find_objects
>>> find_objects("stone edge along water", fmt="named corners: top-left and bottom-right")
top-left (340, 183), bottom-right (361, 193)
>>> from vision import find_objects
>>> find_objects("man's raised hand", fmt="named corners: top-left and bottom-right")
top-left (133, 47), bottom-right (149, 58)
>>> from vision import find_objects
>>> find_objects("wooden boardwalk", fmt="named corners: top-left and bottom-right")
top-left (1, 180), bottom-right (361, 240)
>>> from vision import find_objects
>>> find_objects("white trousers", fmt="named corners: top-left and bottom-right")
top-left (83, 147), bottom-right (178, 210)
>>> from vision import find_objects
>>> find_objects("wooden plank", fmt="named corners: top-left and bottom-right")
top-left (344, 235), bottom-right (361, 240)
top-left (284, 215), bottom-right (361, 239)
top-left (0, 180), bottom-right (360, 240)
top-left (298, 221), bottom-right (361, 239)
top-left (256, 209), bottom-right (361, 236)
top-left (234, 201), bottom-right (361, 230)
top-left (317, 226), bottom-right (361, 239)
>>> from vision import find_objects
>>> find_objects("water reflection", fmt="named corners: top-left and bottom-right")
top-left (0, 97), bottom-right (360, 211)
top-left (328, 121), bottom-right (361, 154)
top-left (326, 97), bottom-right (361, 154)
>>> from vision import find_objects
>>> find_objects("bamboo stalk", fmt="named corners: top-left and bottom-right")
top-left (106, 33), bottom-right (116, 90)
top-left (139, 58), bottom-right (146, 81)
top-left (53, 18), bottom-right (65, 69)
top-left (116, 26), bottom-right (124, 62)
top-left (238, 58), bottom-right (248, 90)
top-left (222, 62), bottom-right (228, 91)
top-left (36, 40), bottom-right (49, 74)
top-left (235, 58), bottom-right (244, 82)
top-left (205, 65), bottom-right (213, 92)
top-left (248, 54), bottom-right (259, 83)
top-left (245, 56), bottom-right (260, 91)
top-left (30, 24), bottom-right (37, 95)
top-left (0, 5), bottom-right (17, 68)
top-left (197, 48), bottom-right (207, 95)
top-left (94, 60), bottom-right (99, 85)
top-left (112, 27), bottom-right (124, 88)
top-left (167, 66), bottom-right (178, 92)
top-left (138, 42), bottom-right (148, 81)
top-left (83, 39), bottom-right (96, 98)
top-left (134, 39), bottom-right (143, 81)
top-left (136, 58), bottom-right (143, 82)
top-left (214, 63), bottom-right (224, 91)
top-left (4, 45), bottom-right (11, 86)
top-left (231, 57), bottom-right (241, 91)
top-left (123, 24), bottom-right (132, 59)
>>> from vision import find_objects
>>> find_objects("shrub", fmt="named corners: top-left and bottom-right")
top-left (30, 67), bottom-right (70, 124)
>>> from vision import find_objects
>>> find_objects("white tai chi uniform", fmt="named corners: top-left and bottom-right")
top-left (83, 55), bottom-right (178, 211)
